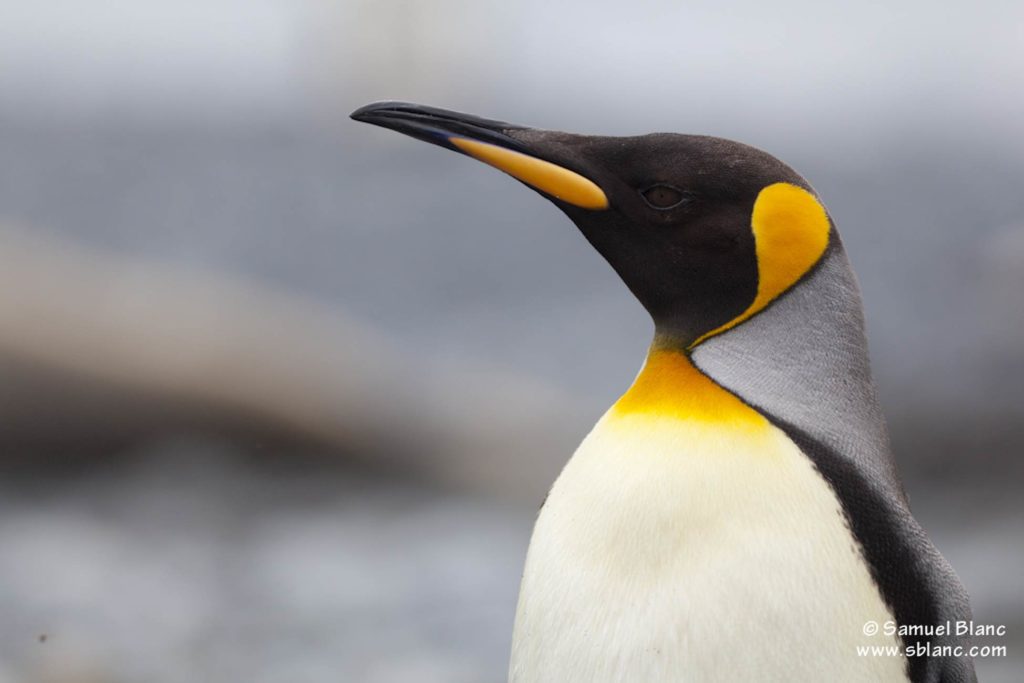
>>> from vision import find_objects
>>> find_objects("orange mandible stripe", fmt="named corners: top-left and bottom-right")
top-left (450, 137), bottom-right (609, 210)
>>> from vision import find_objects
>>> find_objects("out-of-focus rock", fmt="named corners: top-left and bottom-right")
top-left (0, 227), bottom-right (584, 498)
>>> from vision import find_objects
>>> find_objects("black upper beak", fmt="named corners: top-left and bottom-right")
top-left (350, 101), bottom-right (610, 211)
top-left (350, 101), bottom-right (530, 155)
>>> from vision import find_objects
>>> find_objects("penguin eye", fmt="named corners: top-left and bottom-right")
top-left (641, 184), bottom-right (687, 210)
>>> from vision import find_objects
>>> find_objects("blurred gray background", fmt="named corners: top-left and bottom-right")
top-left (0, 1), bottom-right (1021, 681)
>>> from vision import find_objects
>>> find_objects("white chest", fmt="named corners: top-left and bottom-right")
top-left (509, 413), bottom-right (908, 682)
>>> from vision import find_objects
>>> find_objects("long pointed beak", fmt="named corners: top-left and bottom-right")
top-left (350, 101), bottom-right (609, 210)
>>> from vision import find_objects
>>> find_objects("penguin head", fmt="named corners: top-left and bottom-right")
top-left (351, 102), bottom-right (833, 348)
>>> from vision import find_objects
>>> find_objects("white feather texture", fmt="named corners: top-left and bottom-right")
top-left (509, 406), bottom-right (910, 682)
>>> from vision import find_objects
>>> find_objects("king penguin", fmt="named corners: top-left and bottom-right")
top-left (350, 102), bottom-right (976, 682)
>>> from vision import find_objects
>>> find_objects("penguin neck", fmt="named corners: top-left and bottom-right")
top-left (611, 339), bottom-right (766, 429)
top-left (686, 243), bottom-right (903, 491)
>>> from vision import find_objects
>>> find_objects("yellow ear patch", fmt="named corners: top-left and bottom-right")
top-left (690, 182), bottom-right (830, 348)
top-left (450, 137), bottom-right (609, 210)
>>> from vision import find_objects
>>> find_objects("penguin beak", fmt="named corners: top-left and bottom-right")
top-left (350, 101), bottom-right (609, 210)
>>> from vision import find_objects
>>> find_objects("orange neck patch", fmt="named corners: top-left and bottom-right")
top-left (690, 182), bottom-right (830, 348)
top-left (612, 348), bottom-right (767, 428)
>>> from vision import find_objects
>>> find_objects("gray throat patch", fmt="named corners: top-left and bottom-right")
top-left (692, 239), bottom-right (976, 683)
top-left (693, 242), bottom-right (905, 503)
